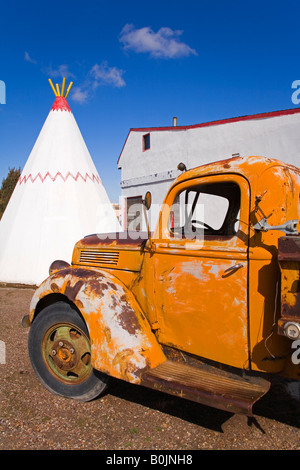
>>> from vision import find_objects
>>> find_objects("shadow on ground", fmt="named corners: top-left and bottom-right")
top-left (105, 375), bottom-right (300, 433)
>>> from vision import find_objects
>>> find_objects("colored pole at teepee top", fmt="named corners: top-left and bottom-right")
top-left (48, 77), bottom-right (73, 98)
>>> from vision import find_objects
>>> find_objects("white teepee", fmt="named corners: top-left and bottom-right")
top-left (0, 78), bottom-right (120, 286)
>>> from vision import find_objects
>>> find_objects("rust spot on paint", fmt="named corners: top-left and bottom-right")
top-left (87, 279), bottom-right (109, 296)
top-left (74, 299), bottom-right (84, 309)
top-left (104, 326), bottom-right (111, 342)
top-left (50, 283), bottom-right (60, 293)
top-left (80, 232), bottom-right (148, 248)
top-left (113, 349), bottom-right (135, 379)
top-left (109, 294), bottom-right (118, 310)
top-left (84, 278), bottom-right (117, 298)
top-left (116, 300), bottom-right (141, 335)
top-left (106, 281), bottom-right (118, 290)
top-left (64, 279), bottom-right (84, 301)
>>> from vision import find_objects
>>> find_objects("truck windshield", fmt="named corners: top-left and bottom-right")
top-left (169, 182), bottom-right (241, 240)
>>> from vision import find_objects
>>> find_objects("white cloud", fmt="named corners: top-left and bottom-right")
top-left (46, 64), bottom-right (75, 79)
top-left (120, 24), bottom-right (197, 59)
top-left (90, 62), bottom-right (126, 88)
top-left (24, 51), bottom-right (37, 64)
top-left (71, 86), bottom-right (89, 104)
top-left (70, 62), bottom-right (125, 104)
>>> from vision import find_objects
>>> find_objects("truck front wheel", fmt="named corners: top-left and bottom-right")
top-left (28, 301), bottom-right (109, 401)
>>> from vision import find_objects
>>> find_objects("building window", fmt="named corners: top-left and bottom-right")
top-left (143, 133), bottom-right (150, 151)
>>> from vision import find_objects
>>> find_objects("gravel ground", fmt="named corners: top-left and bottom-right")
top-left (1, 286), bottom-right (300, 452)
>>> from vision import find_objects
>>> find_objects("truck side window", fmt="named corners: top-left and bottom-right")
top-left (169, 182), bottom-right (241, 240)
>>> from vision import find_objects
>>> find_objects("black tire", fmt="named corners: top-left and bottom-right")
top-left (28, 301), bottom-right (109, 401)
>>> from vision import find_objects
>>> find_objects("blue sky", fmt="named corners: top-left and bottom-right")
top-left (1, 0), bottom-right (300, 202)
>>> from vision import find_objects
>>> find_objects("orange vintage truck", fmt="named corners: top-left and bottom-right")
top-left (22, 155), bottom-right (300, 415)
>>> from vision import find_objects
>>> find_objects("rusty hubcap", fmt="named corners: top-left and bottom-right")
top-left (42, 322), bottom-right (92, 384)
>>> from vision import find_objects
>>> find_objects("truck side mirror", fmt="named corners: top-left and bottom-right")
top-left (142, 192), bottom-right (153, 251)
top-left (143, 191), bottom-right (152, 211)
top-left (177, 162), bottom-right (187, 172)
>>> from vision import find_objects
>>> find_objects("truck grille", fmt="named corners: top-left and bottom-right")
top-left (79, 250), bottom-right (119, 266)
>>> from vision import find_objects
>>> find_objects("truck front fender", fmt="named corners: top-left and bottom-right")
top-left (29, 266), bottom-right (166, 383)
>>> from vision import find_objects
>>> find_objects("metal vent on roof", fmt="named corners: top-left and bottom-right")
top-left (79, 250), bottom-right (119, 266)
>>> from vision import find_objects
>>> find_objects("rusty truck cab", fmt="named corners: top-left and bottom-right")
top-left (140, 155), bottom-right (300, 379)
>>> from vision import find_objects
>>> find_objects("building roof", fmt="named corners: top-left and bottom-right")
top-left (118, 106), bottom-right (300, 166)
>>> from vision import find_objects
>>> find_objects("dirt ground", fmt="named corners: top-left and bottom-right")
top-left (1, 287), bottom-right (300, 452)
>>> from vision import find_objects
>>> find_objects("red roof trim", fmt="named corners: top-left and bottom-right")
top-left (131, 107), bottom-right (300, 132)
top-left (117, 107), bottom-right (300, 165)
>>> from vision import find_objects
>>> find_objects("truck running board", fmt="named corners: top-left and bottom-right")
top-left (141, 360), bottom-right (270, 416)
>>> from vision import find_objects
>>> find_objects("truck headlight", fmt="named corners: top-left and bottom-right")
top-left (49, 260), bottom-right (70, 276)
top-left (284, 322), bottom-right (300, 340)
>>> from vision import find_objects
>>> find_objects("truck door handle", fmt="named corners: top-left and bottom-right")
top-left (222, 263), bottom-right (244, 277)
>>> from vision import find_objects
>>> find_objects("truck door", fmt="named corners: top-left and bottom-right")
top-left (152, 174), bottom-right (250, 369)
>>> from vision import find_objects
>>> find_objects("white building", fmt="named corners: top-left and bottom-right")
top-left (118, 107), bottom-right (300, 231)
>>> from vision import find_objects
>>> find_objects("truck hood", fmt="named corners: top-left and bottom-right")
top-left (78, 231), bottom-right (149, 249)
top-left (72, 231), bottom-right (149, 272)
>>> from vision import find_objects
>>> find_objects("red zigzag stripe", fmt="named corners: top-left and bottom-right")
top-left (18, 172), bottom-right (101, 184)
